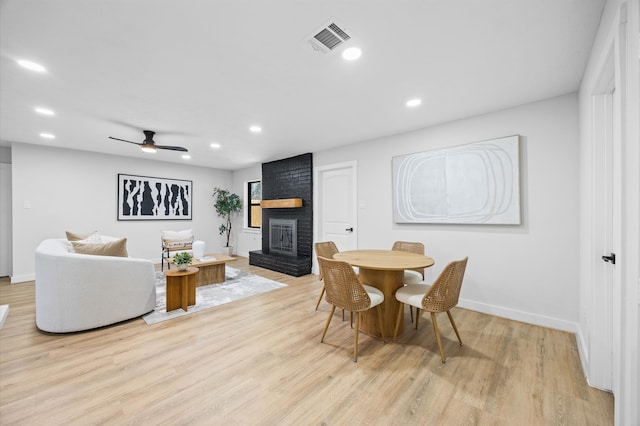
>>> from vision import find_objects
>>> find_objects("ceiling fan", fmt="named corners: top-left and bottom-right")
top-left (109, 130), bottom-right (188, 153)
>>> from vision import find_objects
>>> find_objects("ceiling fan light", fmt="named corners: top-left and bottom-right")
top-left (141, 146), bottom-right (156, 153)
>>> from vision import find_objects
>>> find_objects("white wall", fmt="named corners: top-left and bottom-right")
top-left (11, 93), bottom-right (582, 334)
top-left (11, 143), bottom-right (232, 282)
top-left (232, 164), bottom-right (262, 257)
top-left (313, 93), bottom-right (581, 331)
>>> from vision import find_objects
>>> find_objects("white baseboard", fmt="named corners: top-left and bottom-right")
top-left (458, 298), bottom-right (579, 333)
top-left (11, 273), bottom-right (35, 283)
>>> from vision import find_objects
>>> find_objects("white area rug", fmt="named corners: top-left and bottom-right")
top-left (143, 267), bottom-right (287, 325)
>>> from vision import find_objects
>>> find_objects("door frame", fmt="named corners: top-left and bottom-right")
top-left (0, 163), bottom-right (12, 278)
top-left (580, 2), bottom-right (639, 423)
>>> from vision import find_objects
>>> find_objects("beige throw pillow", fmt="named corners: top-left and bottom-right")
top-left (71, 238), bottom-right (128, 257)
top-left (66, 230), bottom-right (100, 242)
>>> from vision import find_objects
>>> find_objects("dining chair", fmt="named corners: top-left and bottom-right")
top-left (392, 241), bottom-right (426, 283)
top-left (393, 256), bottom-right (468, 363)
top-left (317, 256), bottom-right (385, 362)
top-left (314, 241), bottom-right (340, 310)
top-left (392, 241), bottom-right (426, 321)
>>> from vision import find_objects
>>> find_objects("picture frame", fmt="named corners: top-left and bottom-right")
top-left (117, 174), bottom-right (192, 221)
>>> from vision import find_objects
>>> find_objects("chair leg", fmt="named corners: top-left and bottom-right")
top-left (431, 312), bottom-right (446, 363)
top-left (447, 310), bottom-right (463, 346)
top-left (394, 302), bottom-right (404, 339)
top-left (376, 304), bottom-right (385, 340)
top-left (315, 286), bottom-right (325, 310)
top-left (415, 308), bottom-right (421, 329)
top-left (321, 306), bottom-right (336, 343)
top-left (353, 312), bottom-right (360, 362)
top-left (410, 306), bottom-right (414, 323)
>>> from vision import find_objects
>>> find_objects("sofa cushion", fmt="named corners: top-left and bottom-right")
top-left (71, 238), bottom-right (128, 257)
top-left (161, 229), bottom-right (193, 240)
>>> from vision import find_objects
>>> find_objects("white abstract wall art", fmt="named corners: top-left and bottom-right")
top-left (118, 174), bottom-right (192, 220)
top-left (392, 135), bottom-right (521, 225)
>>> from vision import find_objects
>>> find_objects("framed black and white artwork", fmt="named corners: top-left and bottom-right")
top-left (117, 174), bottom-right (192, 220)
top-left (392, 135), bottom-right (521, 225)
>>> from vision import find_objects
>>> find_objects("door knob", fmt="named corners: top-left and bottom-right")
top-left (601, 253), bottom-right (616, 264)
top-left (345, 227), bottom-right (353, 232)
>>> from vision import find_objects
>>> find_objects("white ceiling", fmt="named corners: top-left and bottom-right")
top-left (0, 0), bottom-right (604, 170)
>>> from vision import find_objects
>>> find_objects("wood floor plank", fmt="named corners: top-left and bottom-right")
top-left (0, 258), bottom-right (613, 425)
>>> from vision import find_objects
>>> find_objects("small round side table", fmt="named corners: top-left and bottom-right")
top-left (163, 267), bottom-right (199, 312)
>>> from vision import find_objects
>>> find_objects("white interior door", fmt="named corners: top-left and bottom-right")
top-left (590, 90), bottom-right (616, 390)
top-left (314, 162), bottom-right (357, 271)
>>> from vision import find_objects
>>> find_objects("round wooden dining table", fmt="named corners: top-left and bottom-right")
top-left (333, 249), bottom-right (435, 337)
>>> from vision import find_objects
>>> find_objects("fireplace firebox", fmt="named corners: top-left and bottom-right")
top-left (269, 218), bottom-right (297, 257)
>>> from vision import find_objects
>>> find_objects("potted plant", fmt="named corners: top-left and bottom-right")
top-left (212, 187), bottom-right (242, 255)
top-left (172, 252), bottom-right (193, 271)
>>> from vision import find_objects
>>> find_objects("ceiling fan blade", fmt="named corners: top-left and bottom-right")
top-left (108, 136), bottom-right (142, 146)
top-left (156, 145), bottom-right (188, 152)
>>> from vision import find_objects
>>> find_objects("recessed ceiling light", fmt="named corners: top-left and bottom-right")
top-left (17, 59), bottom-right (47, 73)
top-left (210, 143), bottom-right (221, 149)
top-left (249, 125), bottom-right (262, 133)
top-left (342, 47), bottom-right (362, 61)
top-left (39, 132), bottom-right (55, 139)
top-left (406, 98), bottom-right (422, 108)
top-left (34, 107), bottom-right (55, 116)
top-left (182, 154), bottom-right (191, 160)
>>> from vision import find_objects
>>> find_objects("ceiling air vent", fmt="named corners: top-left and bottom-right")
top-left (307, 20), bottom-right (353, 54)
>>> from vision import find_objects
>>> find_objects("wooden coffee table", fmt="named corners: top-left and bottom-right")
top-left (188, 254), bottom-right (237, 287)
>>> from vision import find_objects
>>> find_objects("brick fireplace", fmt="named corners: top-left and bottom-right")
top-left (249, 153), bottom-right (312, 276)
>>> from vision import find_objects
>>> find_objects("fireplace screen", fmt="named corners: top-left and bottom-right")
top-left (269, 218), bottom-right (297, 256)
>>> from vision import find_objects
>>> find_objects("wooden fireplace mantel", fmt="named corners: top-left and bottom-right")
top-left (260, 198), bottom-right (303, 208)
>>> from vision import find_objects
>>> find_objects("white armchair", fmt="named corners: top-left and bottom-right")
top-left (161, 229), bottom-right (194, 270)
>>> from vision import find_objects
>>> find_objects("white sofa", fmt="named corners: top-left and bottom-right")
top-left (35, 237), bottom-right (156, 333)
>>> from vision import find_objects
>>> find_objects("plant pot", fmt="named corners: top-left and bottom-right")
top-left (221, 246), bottom-right (233, 256)
top-left (177, 263), bottom-right (188, 271)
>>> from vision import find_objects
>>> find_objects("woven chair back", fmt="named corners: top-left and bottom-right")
top-left (422, 257), bottom-right (468, 313)
top-left (317, 256), bottom-right (372, 312)
top-left (392, 241), bottom-right (425, 278)
top-left (314, 241), bottom-right (339, 280)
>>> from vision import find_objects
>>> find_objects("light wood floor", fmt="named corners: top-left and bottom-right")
top-left (0, 258), bottom-right (613, 425)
